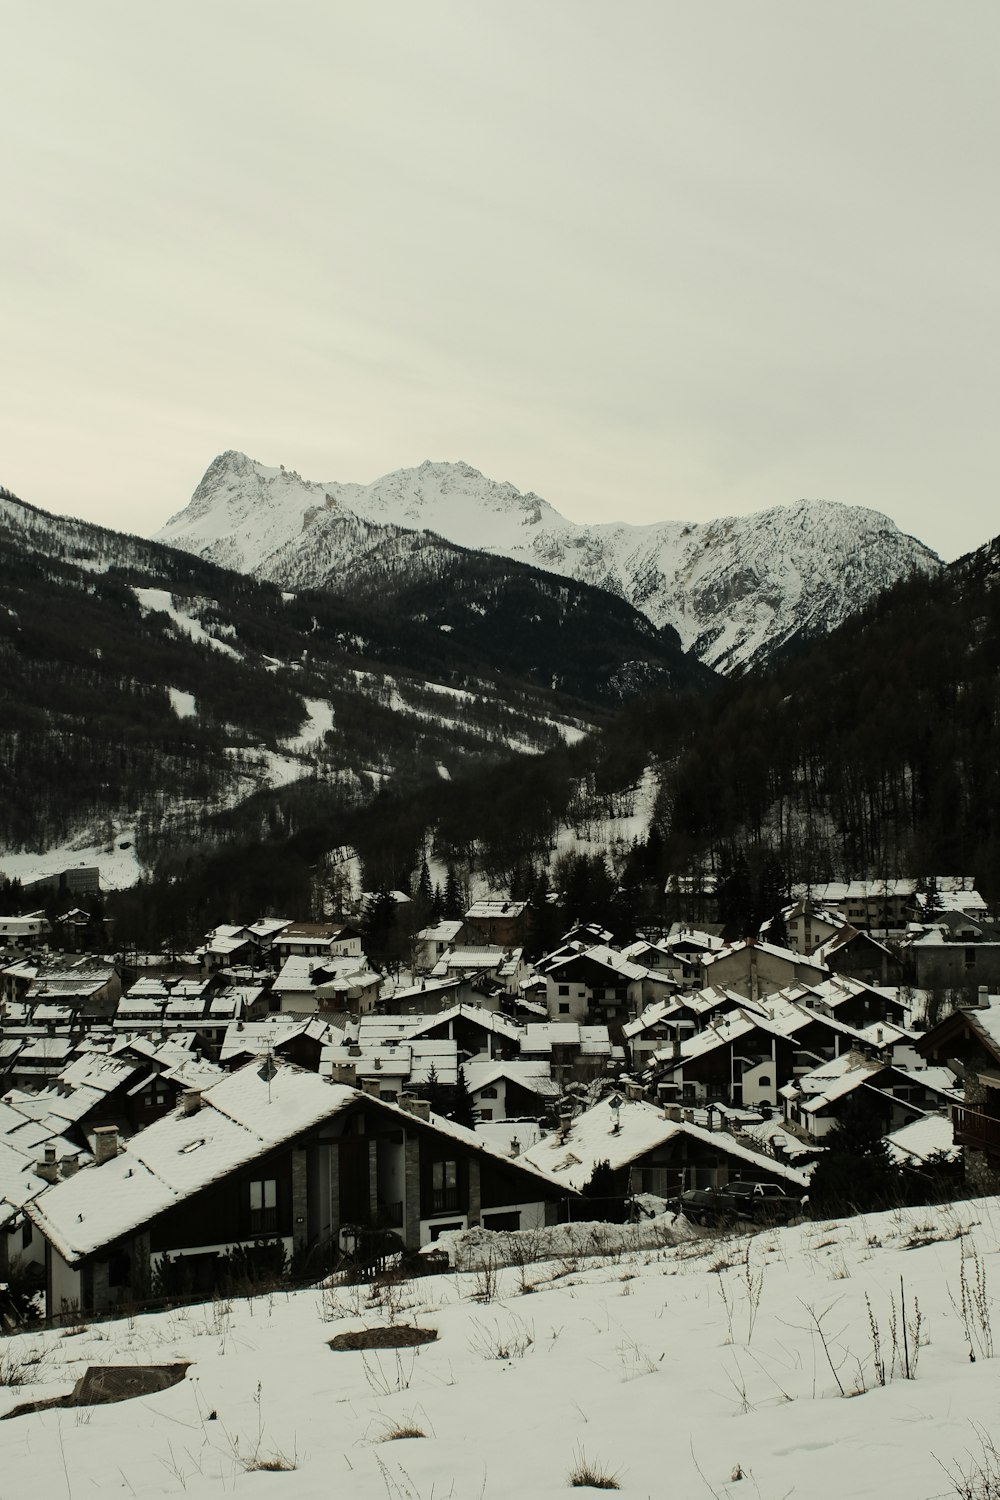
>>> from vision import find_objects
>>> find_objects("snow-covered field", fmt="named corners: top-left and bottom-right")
top-left (3, 1200), bottom-right (1000, 1497)
top-left (0, 829), bottom-right (144, 892)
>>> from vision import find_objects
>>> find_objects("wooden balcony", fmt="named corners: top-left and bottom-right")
top-left (952, 1104), bottom-right (1000, 1155)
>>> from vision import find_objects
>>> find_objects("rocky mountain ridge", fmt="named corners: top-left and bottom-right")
top-left (157, 453), bottom-right (942, 672)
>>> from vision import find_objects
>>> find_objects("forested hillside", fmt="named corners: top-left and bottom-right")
top-left (0, 486), bottom-right (708, 864)
top-left (185, 526), bottom-right (999, 937)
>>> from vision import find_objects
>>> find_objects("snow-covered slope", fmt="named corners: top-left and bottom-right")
top-left (158, 454), bottom-right (942, 672)
top-left (1, 1197), bottom-right (998, 1498)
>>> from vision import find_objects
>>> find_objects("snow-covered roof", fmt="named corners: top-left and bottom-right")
top-left (703, 937), bottom-right (830, 974)
top-left (408, 1004), bottom-right (524, 1044)
top-left (520, 1096), bottom-right (808, 1192)
top-left (465, 899), bottom-right (528, 919)
top-left (544, 945), bottom-right (648, 983)
top-left (322, 1038), bottom-right (460, 1086)
top-left (885, 1114), bottom-right (959, 1165)
top-left (474, 1120), bottom-right (545, 1157)
top-left (463, 1060), bottom-right (559, 1097)
top-left (125, 977), bottom-right (214, 1000)
top-left (28, 1065), bottom-right (362, 1263)
top-left (813, 927), bottom-right (893, 964)
top-left (244, 917), bottom-right (293, 940)
top-left (218, 1016), bottom-right (335, 1063)
top-left (416, 920), bottom-right (465, 943)
top-left (430, 947), bottom-right (521, 977)
top-left (791, 1053), bottom-right (883, 1113)
top-left (28, 1061), bottom-right (569, 1263)
top-left (792, 880), bottom-right (919, 902)
top-left (271, 956), bottom-right (327, 991)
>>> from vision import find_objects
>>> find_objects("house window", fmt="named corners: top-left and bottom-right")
top-left (758, 1076), bottom-right (771, 1088)
top-left (480, 1086), bottom-right (499, 1099)
top-left (431, 1160), bottom-right (460, 1213)
top-left (479, 1108), bottom-right (493, 1121)
top-left (966, 949), bottom-right (976, 968)
top-left (558, 1003), bottom-right (570, 1014)
top-left (249, 1178), bottom-right (277, 1232)
top-left (558, 985), bottom-right (569, 996)
top-left (430, 1221), bottom-right (464, 1240)
top-left (108, 1250), bottom-right (131, 1288)
top-left (483, 1210), bottom-right (521, 1231)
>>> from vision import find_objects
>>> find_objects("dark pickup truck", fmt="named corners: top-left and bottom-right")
top-left (673, 1180), bottom-right (804, 1227)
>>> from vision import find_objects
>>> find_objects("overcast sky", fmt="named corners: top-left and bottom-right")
top-left (3, 1), bottom-right (998, 559)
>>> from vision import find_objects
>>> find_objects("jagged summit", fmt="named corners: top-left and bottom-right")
top-left (155, 454), bottom-right (941, 673)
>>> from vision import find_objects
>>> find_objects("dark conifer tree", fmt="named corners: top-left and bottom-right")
top-left (448, 1064), bottom-right (476, 1129)
top-left (443, 866), bottom-right (464, 920)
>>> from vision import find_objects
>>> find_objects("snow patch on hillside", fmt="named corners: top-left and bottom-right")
top-left (132, 587), bottom-right (241, 659)
top-left (284, 698), bottom-right (334, 751)
top-left (168, 687), bottom-right (197, 719)
top-left (552, 765), bottom-right (659, 872)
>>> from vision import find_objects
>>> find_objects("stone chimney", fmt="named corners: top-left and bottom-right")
top-left (93, 1125), bottom-right (120, 1164)
top-left (180, 1089), bottom-right (202, 1115)
top-left (624, 1080), bottom-right (645, 1102)
top-left (663, 1104), bottom-right (683, 1122)
top-left (37, 1144), bottom-right (60, 1184)
top-left (360, 1077), bottom-right (381, 1097)
top-left (973, 986), bottom-right (992, 1010)
top-left (330, 1064), bottom-right (356, 1086)
top-left (400, 1094), bottom-right (430, 1120)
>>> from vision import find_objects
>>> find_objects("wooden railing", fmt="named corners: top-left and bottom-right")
top-left (952, 1105), bottom-right (1000, 1155)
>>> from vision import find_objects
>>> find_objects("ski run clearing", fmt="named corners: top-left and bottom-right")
top-left (3, 1201), bottom-right (1000, 1497)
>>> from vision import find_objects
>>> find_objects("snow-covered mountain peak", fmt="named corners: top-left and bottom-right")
top-left (155, 455), bottom-right (941, 672)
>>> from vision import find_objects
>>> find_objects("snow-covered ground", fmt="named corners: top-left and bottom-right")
top-left (550, 765), bottom-right (660, 873)
top-left (283, 698), bottom-right (335, 752)
top-left (0, 828), bottom-right (144, 891)
top-left (3, 1200), bottom-right (1000, 1497)
top-left (168, 687), bottom-right (197, 719)
top-left (132, 587), bottom-right (241, 659)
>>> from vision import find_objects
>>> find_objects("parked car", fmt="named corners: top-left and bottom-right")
top-left (672, 1180), bottom-right (803, 1227)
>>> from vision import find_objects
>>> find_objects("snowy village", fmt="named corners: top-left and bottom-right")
top-left (2, 875), bottom-right (1000, 1495)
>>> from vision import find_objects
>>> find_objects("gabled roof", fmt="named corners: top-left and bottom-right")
top-left (813, 927), bottom-right (893, 963)
top-left (463, 1059), bottom-right (559, 1097)
top-left (408, 1004), bottom-right (524, 1044)
top-left (543, 946), bottom-right (648, 984)
top-left (916, 1000), bottom-right (1000, 1070)
top-left (219, 1016), bottom-right (335, 1063)
top-left (703, 937), bottom-right (830, 974)
top-left (27, 1060), bottom-right (568, 1264)
top-left (520, 1095), bottom-right (809, 1193)
top-left (786, 1052), bottom-right (883, 1112)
